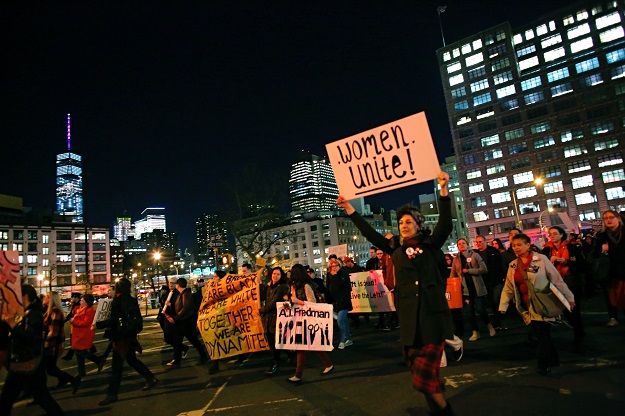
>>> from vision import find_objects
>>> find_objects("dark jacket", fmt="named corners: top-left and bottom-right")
top-left (350, 196), bottom-right (454, 347)
top-left (10, 302), bottom-right (44, 362)
top-left (260, 281), bottom-right (290, 334)
top-left (476, 245), bottom-right (505, 287)
top-left (99, 293), bottom-right (141, 342)
top-left (594, 228), bottom-right (625, 281)
top-left (328, 268), bottom-right (353, 312)
top-left (173, 288), bottom-right (196, 322)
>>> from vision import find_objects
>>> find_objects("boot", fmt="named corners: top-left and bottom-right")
top-left (61, 349), bottom-right (74, 360)
top-left (265, 362), bottom-right (279, 376)
top-left (468, 331), bottom-right (480, 341)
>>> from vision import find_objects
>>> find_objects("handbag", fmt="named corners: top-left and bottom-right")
top-left (9, 338), bottom-right (43, 375)
top-left (518, 259), bottom-right (565, 318)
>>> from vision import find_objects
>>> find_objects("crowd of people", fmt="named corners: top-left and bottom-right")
top-left (1, 181), bottom-right (624, 415)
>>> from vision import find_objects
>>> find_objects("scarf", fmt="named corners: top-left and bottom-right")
top-left (607, 225), bottom-right (623, 245)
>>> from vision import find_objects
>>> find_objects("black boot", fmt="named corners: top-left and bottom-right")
top-left (61, 349), bottom-right (74, 360)
top-left (265, 362), bottom-right (279, 376)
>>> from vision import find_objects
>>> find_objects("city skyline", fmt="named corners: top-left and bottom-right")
top-left (1, 0), bottom-right (574, 249)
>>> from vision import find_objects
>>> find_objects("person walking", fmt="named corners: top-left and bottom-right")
top-left (71, 294), bottom-right (104, 377)
top-left (594, 210), bottom-right (625, 325)
top-left (328, 258), bottom-right (353, 349)
top-left (337, 171), bottom-right (456, 416)
top-left (98, 277), bottom-right (158, 406)
top-left (260, 267), bottom-right (291, 375)
top-left (42, 291), bottom-right (81, 393)
top-left (499, 233), bottom-right (575, 375)
top-left (0, 285), bottom-right (64, 415)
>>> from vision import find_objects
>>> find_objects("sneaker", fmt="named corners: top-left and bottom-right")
top-left (321, 365), bottom-right (334, 375)
top-left (488, 324), bottom-right (496, 337)
top-left (287, 376), bottom-right (302, 384)
top-left (142, 378), bottom-right (159, 391)
top-left (344, 339), bottom-right (353, 347)
top-left (469, 331), bottom-right (480, 341)
top-left (166, 359), bottom-right (180, 367)
top-left (382, 326), bottom-right (391, 332)
top-left (182, 345), bottom-right (189, 359)
top-left (607, 318), bottom-right (619, 327)
top-left (453, 345), bottom-right (464, 362)
top-left (338, 342), bottom-right (345, 349)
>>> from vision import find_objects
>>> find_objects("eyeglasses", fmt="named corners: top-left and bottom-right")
top-left (604, 215), bottom-right (617, 220)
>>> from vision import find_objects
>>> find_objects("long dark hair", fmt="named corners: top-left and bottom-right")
top-left (289, 264), bottom-right (314, 291)
top-left (115, 277), bottom-right (132, 296)
top-left (270, 267), bottom-right (287, 286)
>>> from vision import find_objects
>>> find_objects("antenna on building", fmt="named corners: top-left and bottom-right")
top-left (67, 113), bottom-right (71, 151)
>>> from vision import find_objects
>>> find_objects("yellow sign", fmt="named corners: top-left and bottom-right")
top-left (197, 274), bottom-right (268, 360)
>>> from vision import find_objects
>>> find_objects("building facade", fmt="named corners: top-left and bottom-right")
top-left (113, 216), bottom-right (131, 241)
top-left (56, 114), bottom-right (84, 223)
top-left (133, 207), bottom-right (166, 239)
top-left (437, 1), bottom-right (625, 241)
top-left (289, 152), bottom-right (340, 213)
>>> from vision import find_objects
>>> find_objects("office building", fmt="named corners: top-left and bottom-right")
top-left (133, 207), bottom-right (166, 239)
top-left (113, 216), bottom-right (132, 241)
top-left (290, 152), bottom-right (339, 213)
top-left (56, 114), bottom-right (84, 223)
top-left (437, 0), bottom-right (625, 240)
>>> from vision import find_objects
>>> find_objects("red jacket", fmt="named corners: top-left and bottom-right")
top-left (71, 305), bottom-right (96, 350)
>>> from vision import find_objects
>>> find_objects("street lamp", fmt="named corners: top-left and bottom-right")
top-left (37, 274), bottom-right (44, 294)
top-left (511, 178), bottom-right (544, 231)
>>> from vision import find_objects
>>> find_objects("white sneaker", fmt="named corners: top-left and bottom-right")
top-left (607, 318), bottom-right (619, 327)
top-left (344, 339), bottom-right (353, 347)
top-left (338, 342), bottom-right (345, 349)
top-left (469, 331), bottom-right (480, 341)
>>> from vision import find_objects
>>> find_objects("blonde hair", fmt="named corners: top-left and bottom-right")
top-left (602, 209), bottom-right (624, 232)
top-left (45, 292), bottom-right (65, 320)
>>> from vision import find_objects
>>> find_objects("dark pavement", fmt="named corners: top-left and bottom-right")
top-left (2, 295), bottom-right (624, 416)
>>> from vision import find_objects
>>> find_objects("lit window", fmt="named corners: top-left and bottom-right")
top-left (606, 187), bottom-right (625, 200)
top-left (513, 34), bottom-right (523, 45)
top-left (491, 192), bottom-right (512, 204)
top-left (524, 91), bottom-right (545, 105)
top-left (541, 34), bottom-right (562, 49)
top-left (571, 175), bottom-right (594, 189)
top-left (491, 58), bottom-right (510, 71)
top-left (469, 183), bottom-right (485, 193)
top-left (519, 56), bottom-right (539, 70)
top-left (597, 152), bottom-right (623, 167)
top-left (602, 169), bottom-right (625, 183)
top-left (471, 196), bottom-right (487, 207)
top-left (452, 48), bottom-right (460, 58)
top-left (564, 144), bottom-right (588, 157)
top-left (536, 24), bottom-right (548, 36)
top-left (472, 39), bottom-right (483, 50)
top-left (473, 211), bottom-right (489, 222)
top-left (575, 189), bottom-right (596, 205)
top-left (489, 176), bottom-right (509, 190)
top-left (611, 64), bottom-right (625, 79)
top-left (549, 21), bottom-right (556, 31)
top-left (449, 74), bottom-right (464, 86)
top-left (513, 171), bottom-right (534, 184)
top-left (560, 129), bottom-right (584, 142)
top-left (596, 11), bottom-right (622, 30)
top-left (592, 6), bottom-right (603, 15)
top-left (466, 168), bottom-right (482, 179)
top-left (567, 160), bottom-right (591, 173)
top-left (517, 45), bottom-right (536, 58)
top-left (451, 86), bottom-right (466, 98)
top-left (551, 82), bottom-right (573, 97)
top-left (594, 138), bottom-right (619, 150)
top-left (480, 134), bottom-right (500, 147)
top-left (465, 52), bottom-right (484, 67)
top-left (486, 163), bottom-right (505, 175)
top-left (547, 198), bottom-right (567, 209)
top-left (496, 85), bottom-right (516, 98)
top-left (443, 51), bottom-right (451, 62)
top-left (563, 15), bottom-right (574, 26)
top-left (488, 44), bottom-right (507, 58)
top-left (508, 142), bottom-right (528, 154)
top-left (461, 43), bottom-right (472, 54)
top-left (484, 148), bottom-right (503, 161)
top-left (534, 136), bottom-right (555, 148)
top-left (577, 10), bottom-right (589, 21)
top-left (521, 76), bottom-right (542, 91)
top-left (447, 62), bottom-right (462, 73)
top-left (547, 67), bottom-right (569, 82)
top-left (525, 29), bottom-right (535, 40)
top-left (606, 48), bottom-right (625, 63)
top-left (567, 23), bottom-right (591, 39)
top-left (544, 181), bottom-right (564, 194)
top-left (473, 92), bottom-right (492, 106)
top-left (517, 187), bottom-right (538, 199)
top-left (541, 165), bottom-right (562, 178)
top-left (591, 121), bottom-right (615, 134)
top-left (580, 73), bottom-right (603, 87)
top-left (470, 79), bottom-right (489, 92)
top-left (500, 98), bottom-right (519, 111)
top-left (505, 128), bottom-right (525, 140)
top-left (454, 100), bottom-right (469, 111)
top-left (530, 121), bottom-right (551, 134)
top-left (493, 71), bottom-right (513, 85)
top-left (571, 37), bottom-right (594, 53)
top-left (575, 57), bottom-right (599, 73)
top-left (468, 66), bottom-right (486, 79)
top-left (544, 47), bottom-right (566, 62)
top-left (600, 26), bottom-right (625, 43)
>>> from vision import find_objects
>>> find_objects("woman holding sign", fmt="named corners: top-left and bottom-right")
top-left (287, 264), bottom-right (334, 384)
top-left (337, 171), bottom-right (455, 416)
top-left (260, 267), bottom-right (291, 375)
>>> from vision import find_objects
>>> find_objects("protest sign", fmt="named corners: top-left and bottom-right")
top-left (197, 274), bottom-right (268, 360)
top-left (327, 244), bottom-right (348, 259)
top-left (275, 302), bottom-right (333, 352)
top-left (349, 270), bottom-right (396, 313)
top-left (326, 112), bottom-right (440, 200)
top-left (0, 251), bottom-right (23, 318)
top-left (92, 298), bottom-right (113, 325)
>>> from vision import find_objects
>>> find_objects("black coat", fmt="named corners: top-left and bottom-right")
top-left (328, 268), bottom-right (353, 312)
top-left (260, 281), bottom-right (290, 334)
top-left (350, 196), bottom-right (454, 347)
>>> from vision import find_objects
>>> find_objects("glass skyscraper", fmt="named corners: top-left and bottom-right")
top-left (56, 114), bottom-right (83, 223)
top-left (289, 152), bottom-right (339, 213)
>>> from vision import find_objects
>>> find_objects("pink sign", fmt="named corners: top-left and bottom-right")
top-left (326, 112), bottom-right (440, 200)
top-left (0, 251), bottom-right (23, 318)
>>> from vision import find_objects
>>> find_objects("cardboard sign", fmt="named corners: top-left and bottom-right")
top-left (0, 251), bottom-right (23, 318)
top-left (327, 244), bottom-right (348, 259)
top-left (92, 298), bottom-right (113, 324)
top-left (349, 270), bottom-right (396, 313)
top-left (275, 302), bottom-right (334, 352)
top-left (197, 274), bottom-right (269, 360)
top-left (326, 112), bottom-right (440, 199)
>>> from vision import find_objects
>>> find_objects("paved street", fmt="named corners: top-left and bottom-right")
top-left (2, 297), bottom-right (624, 416)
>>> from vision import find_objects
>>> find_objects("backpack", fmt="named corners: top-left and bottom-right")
top-left (119, 300), bottom-right (143, 336)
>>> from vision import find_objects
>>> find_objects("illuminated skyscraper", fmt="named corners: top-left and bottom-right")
top-left (289, 151), bottom-right (339, 212)
top-left (113, 216), bottom-right (132, 241)
top-left (133, 207), bottom-right (166, 239)
top-left (56, 114), bottom-right (84, 223)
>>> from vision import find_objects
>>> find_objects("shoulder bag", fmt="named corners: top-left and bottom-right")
top-left (517, 259), bottom-right (565, 318)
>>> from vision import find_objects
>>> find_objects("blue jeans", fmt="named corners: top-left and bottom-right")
top-left (467, 295), bottom-right (491, 331)
top-left (337, 309), bottom-right (351, 343)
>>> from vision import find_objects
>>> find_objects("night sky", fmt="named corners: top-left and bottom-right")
top-left (1, 0), bottom-right (574, 249)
